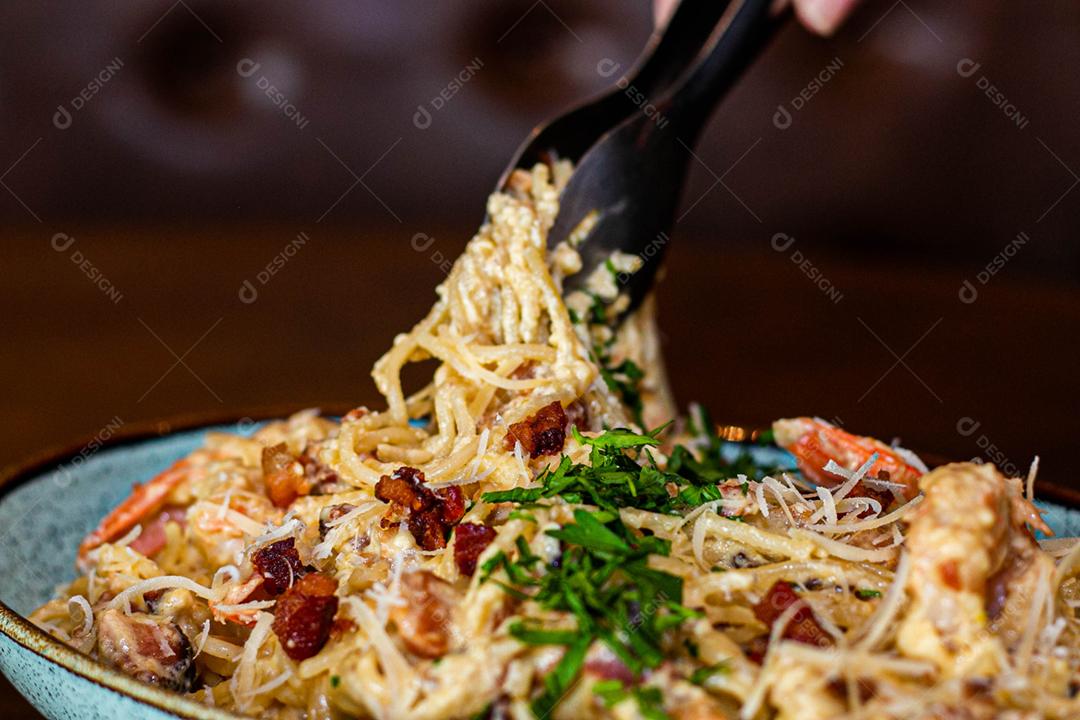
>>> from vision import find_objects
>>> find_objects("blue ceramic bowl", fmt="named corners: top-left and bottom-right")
top-left (2, 419), bottom-right (1078, 720)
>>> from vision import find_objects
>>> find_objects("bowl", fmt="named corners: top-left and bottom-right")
top-left (2, 414), bottom-right (1078, 720)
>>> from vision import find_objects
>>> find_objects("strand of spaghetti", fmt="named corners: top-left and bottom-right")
top-left (684, 560), bottom-right (893, 606)
top-left (375, 444), bottom-right (433, 465)
top-left (449, 382), bottom-right (476, 442)
top-left (335, 424), bottom-right (389, 487)
top-left (466, 343), bottom-right (557, 363)
top-left (414, 331), bottom-right (546, 390)
top-left (372, 338), bottom-right (414, 427)
top-left (694, 511), bottom-right (817, 561)
top-left (468, 358), bottom-right (519, 418)
top-left (353, 426), bottom-right (426, 454)
top-left (373, 310), bottom-right (443, 425)
top-left (789, 528), bottom-right (899, 564)
top-left (423, 435), bottom-right (481, 482)
top-left (524, 247), bottom-right (592, 378)
top-left (507, 261), bottom-right (542, 343)
top-left (404, 382), bottom-right (435, 416)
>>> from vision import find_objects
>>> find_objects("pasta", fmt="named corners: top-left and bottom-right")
top-left (32, 163), bottom-right (1080, 719)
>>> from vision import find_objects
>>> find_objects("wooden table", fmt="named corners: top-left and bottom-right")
top-left (2, 225), bottom-right (1078, 715)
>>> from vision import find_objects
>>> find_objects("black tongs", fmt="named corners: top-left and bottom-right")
top-left (496, 0), bottom-right (785, 321)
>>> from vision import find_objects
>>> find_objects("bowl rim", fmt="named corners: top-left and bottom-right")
top-left (0, 403), bottom-right (351, 720)
top-left (2, 405), bottom-right (1077, 719)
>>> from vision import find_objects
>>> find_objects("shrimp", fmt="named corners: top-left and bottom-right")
top-left (897, 462), bottom-right (1054, 675)
top-left (209, 574), bottom-right (267, 625)
top-left (772, 417), bottom-right (923, 498)
top-left (78, 453), bottom-right (212, 560)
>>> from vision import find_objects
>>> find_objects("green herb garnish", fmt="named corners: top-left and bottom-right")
top-left (478, 418), bottom-right (783, 718)
top-left (689, 662), bottom-right (730, 686)
top-left (483, 508), bottom-right (692, 718)
top-left (593, 680), bottom-right (670, 719)
top-left (483, 424), bottom-right (778, 516)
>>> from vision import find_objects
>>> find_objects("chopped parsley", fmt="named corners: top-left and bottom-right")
top-left (481, 508), bottom-right (694, 718)
top-left (689, 662), bottom-right (730, 686)
top-left (482, 421), bottom-right (779, 516)
top-left (329, 675), bottom-right (340, 688)
top-left (598, 356), bottom-right (645, 425)
top-left (855, 588), bottom-right (882, 600)
top-left (594, 680), bottom-right (670, 719)
top-left (478, 416), bottom-right (782, 719)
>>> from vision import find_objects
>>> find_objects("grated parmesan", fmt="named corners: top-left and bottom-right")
top-left (109, 575), bottom-right (218, 614)
top-left (67, 595), bottom-right (94, 638)
top-left (192, 619), bottom-right (211, 658)
top-left (807, 495), bottom-right (924, 535)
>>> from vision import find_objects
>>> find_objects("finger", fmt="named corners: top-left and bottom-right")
top-left (653, 0), bottom-right (678, 27)
top-left (794, 0), bottom-right (861, 36)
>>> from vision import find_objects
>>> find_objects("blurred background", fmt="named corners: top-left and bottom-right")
top-left (1, 1), bottom-right (1079, 712)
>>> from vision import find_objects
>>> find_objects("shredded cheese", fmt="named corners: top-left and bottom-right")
top-left (816, 486), bottom-right (839, 527)
top-left (192, 619), bottom-right (211, 658)
top-left (231, 612), bottom-right (275, 707)
top-left (790, 528), bottom-right (898, 563)
top-left (807, 495), bottom-right (924, 534)
top-left (1026, 456), bottom-right (1040, 503)
top-left (855, 551), bottom-right (911, 650)
top-left (67, 595), bottom-right (94, 638)
top-left (109, 575), bottom-right (217, 614)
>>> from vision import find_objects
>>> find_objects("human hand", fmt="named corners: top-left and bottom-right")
top-left (653, 0), bottom-right (861, 37)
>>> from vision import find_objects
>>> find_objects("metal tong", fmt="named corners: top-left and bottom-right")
top-left (496, 0), bottom-right (785, 321)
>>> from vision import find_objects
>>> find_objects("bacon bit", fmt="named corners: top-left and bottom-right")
top-left (252, 538), bottom-right (305, 595)
top-left (849, 481), bottom-right (894, 518)
top-left (938, 559), bottom-right (962, 591)
top-left (330, 617), bottom-right (356, 638)
top-left (129, 505), bottom-right (188, 557)
top-left (584, 645), bottom-right (634, 684)
top-left (343, 407), bottom-right (368, 422)
top-left (300, 452), bottom-right (341, 494)
top-left (375, 467), bottom-right (465, 551)
top-left (453, 523), bottom-right (497, 576)
top-left (389, 571), bottom-right (459, 658)
top-left (565, 399), bottom-right (588, 431)
top-left (262, 443), bottom-right (310, 508)
top-left (753, 581), bottom-right (833, 649)
top-left (272, 573), bottom-right (339, 661)
top-left (318, 503), bottom-right (357, 539)
top-left (746, 635), bottom-right (769, 664)
top-left (504, 401), bottom-right (568, 458)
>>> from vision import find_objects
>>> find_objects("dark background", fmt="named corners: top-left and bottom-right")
top-left (2, 1), bottom-right (1078, 716)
